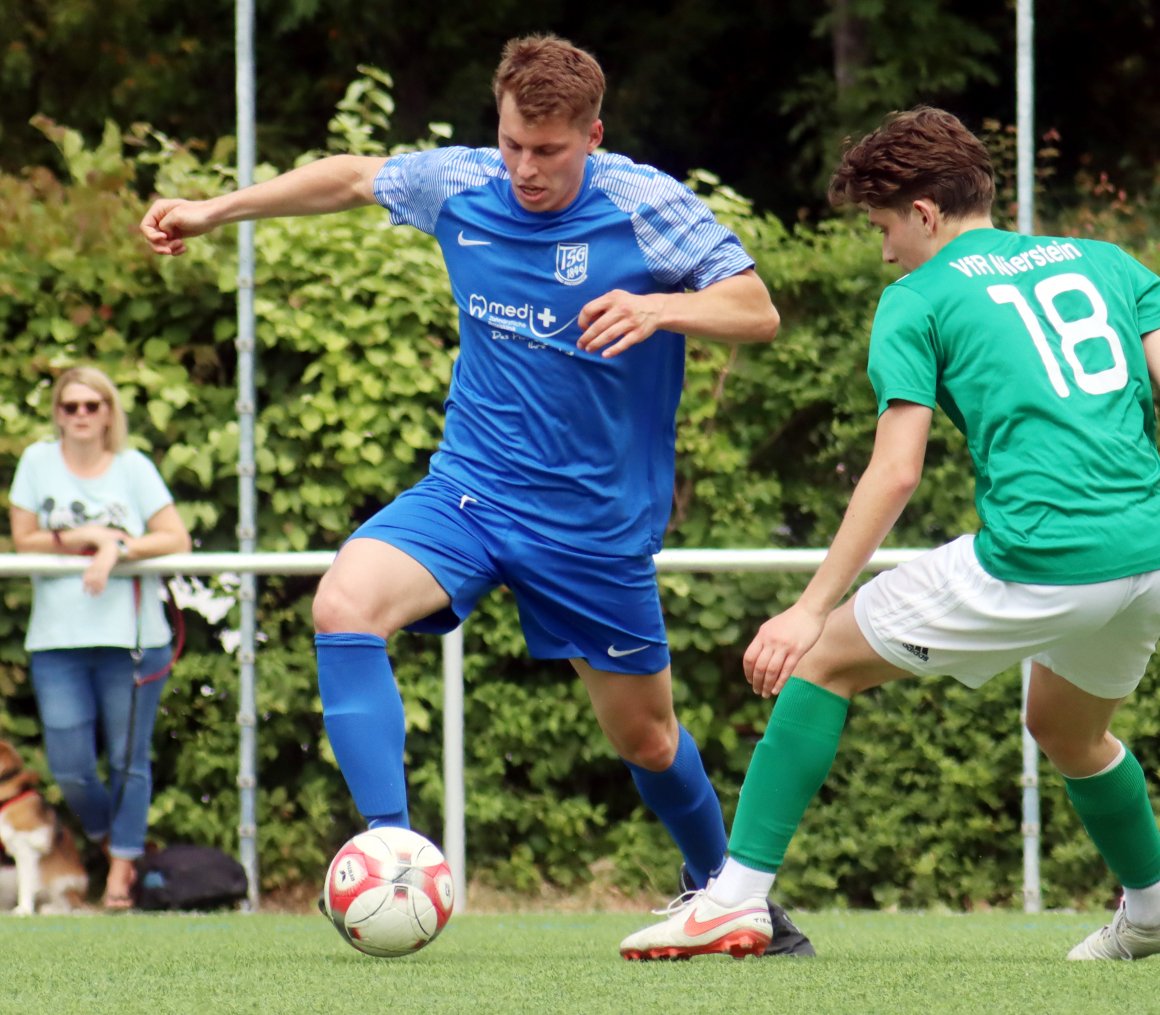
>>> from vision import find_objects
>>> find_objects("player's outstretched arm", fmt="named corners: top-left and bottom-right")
top-left (743, 401), bottom-right (932, 697)
top-left (139, 154), bottom-right (387, 256)
top-left (576, 269), bottom-right (779, 358)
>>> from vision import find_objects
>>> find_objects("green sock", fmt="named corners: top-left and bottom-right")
top-left (728, 676), bottom-right (849, 874)
top-left (1064, 749), bottom-right (1160, 889)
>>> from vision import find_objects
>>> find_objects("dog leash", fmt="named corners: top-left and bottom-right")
top-left (109, 576), bottom-right (186, 829)
top-left (129, 575), bottom-right (186, 688)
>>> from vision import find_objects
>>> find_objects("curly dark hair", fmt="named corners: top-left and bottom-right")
top-left (828, 106), bottom-right (994, 218)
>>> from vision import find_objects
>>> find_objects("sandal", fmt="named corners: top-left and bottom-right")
top-left (103, 857), bottom-right (137, 911)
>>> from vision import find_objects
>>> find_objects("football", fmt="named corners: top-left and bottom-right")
top-left (322, 827), bottom-right (455, 957)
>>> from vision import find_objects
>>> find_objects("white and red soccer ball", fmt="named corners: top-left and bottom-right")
top-left (322, 827), bottom-right (454, 957)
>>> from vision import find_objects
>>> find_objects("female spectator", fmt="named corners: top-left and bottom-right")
top-left (8, 366), bottom-right (191, 910)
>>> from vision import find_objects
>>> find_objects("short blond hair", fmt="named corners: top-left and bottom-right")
top-left (492, 33), bottom-right (605, 126)
top-left (52, 365), bottom-right (129, 453)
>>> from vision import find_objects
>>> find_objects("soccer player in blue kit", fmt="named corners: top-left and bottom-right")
top-left (141, 33), bottom-right (814, 954)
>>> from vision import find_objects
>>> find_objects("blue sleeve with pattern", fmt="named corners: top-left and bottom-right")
top-left (373, 148), bottom-right (507, 234)
top-left (590, 154), bottom-right (754, 290)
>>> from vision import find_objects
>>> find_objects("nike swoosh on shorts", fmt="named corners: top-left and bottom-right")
top-left (608, 645), bottom-right (649, 658)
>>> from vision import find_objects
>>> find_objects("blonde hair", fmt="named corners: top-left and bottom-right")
top-left (52, 365), bottom-right (129, 453)
top-left (492, 34), bottom-right (605, 126)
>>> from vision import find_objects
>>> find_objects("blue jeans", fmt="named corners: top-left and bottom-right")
top-left (29, 646), bottom-right (171, 860)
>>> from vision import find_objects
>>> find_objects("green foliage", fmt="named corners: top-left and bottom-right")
top-left (782, 0), bottom-right (1003, 199)
top-left (3, 108), bottom-right (1159, 911)
top-left (6, 0), bottom-right (1160, 223)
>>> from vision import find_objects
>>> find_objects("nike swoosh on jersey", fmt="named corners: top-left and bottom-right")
top-left (683, 906), bottom-right (769, 937)
top-left (457, 231), bottom-right (491, 247)
top-left (607, 644), bottom-right (649, 658)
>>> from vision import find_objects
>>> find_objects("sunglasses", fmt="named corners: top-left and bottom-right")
top-left (59, 400), bottom-right (106, 416)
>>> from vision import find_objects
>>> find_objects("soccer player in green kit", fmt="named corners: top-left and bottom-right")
top-left (620, 106), bottom-right (1160, 962)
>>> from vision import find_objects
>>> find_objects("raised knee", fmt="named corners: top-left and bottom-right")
top-left (795, 662), bottom-right (862, 698)
top-left (1025, 709), bottom-right (1068, 757)
top-left (313, 571), bottom-right (408, 636)
top-left (618, 724), bottom-right (679, 771)
top-left (312, 587), bottom-right (342, 633)
top-left (313, 580), bottom-right (367, 634)
top-left (1027, 712), bottom-right (1107, 773)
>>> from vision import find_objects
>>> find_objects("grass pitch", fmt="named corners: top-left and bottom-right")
top-left (2, 909), bottom-right (1155, 1015)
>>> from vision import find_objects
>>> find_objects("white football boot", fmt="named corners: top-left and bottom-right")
top-left (620, 888), bottom-right (772, 961)
top-left (1068, 902), bottom-right (1160, 961)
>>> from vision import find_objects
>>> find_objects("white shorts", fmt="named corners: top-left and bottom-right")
top-left (853, 535), bottom-right (1160, 699)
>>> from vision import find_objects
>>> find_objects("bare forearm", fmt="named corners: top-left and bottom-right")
top-left (141, 154), bottom-right (387, 254)
top-left (665, 270), bottom-right (780, 344)
top-left (11, 509), bottom-right (190, 560)
top-left (118, 529), bottom-right (191, 560)
top-left (15, 526), bottom-right (188, 558)
top-left (797, 464), bottom-right (918, 614)
top-left (798, 403), bottom-right (931, 613)
top-left (12, 528), bottom-right (63, 554)
top-left (199, 155), bottom-right (385, 227)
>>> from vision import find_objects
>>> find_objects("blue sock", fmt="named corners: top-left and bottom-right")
top-left (624, 725), bottom-right (727, 888)
top-left (316, 632), bottom-right (409, 828)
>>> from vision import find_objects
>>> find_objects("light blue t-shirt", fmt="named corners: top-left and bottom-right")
top-left (374, 147), bottom-right (755, 555)
top-left (9, 441), bottom-right (175, 651)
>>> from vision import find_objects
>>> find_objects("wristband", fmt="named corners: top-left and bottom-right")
top-left (51, 529), bottom-right (64, 550)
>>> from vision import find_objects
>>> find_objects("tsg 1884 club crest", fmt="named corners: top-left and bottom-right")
top-left (554, 242), bottom-right (589, 286)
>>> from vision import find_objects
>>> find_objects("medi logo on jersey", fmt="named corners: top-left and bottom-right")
top-left (462, 240), bottom-right (597, 354)
top-left (467, 294), bottom-right (575, 338)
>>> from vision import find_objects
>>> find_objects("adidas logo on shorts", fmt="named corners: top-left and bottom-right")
top-left (901, 642), bottom-right (930, 662)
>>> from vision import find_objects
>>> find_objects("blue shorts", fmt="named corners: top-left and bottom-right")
top-left (350, 476), bottom-right (670, 674)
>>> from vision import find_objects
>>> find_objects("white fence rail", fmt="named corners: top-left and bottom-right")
top-left (0, 549), bottom-right (1041, 914)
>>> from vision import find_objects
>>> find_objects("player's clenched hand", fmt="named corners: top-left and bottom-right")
top-left (139, 198), bottom-right (215, 256)
top-left (742, 602), bottom-right (827, 698)
top-left (577, 290), bottom-right (666, 358)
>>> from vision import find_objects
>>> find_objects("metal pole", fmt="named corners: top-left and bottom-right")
top-left (235, 0), bottom-right (260, 911)
top-left (441, 627), bottom-right (467, 912)
top-left (1020, 659), bottom-right (1042, 912)
top-left (0, 547), bottom-right (931, 578)
top-left (1016, 0), bottom-right (1035, 235)
top-left (0, 547), bottom-right (1039, 908)
top-left (1015, 0), bottom-right (1042, 914)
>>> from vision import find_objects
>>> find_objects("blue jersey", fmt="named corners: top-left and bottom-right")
top-left (373, 148), bottom-right (754, 555)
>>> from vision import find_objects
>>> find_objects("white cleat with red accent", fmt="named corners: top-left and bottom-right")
top-left (1068, 903), bottom-right (1160, 961)
top-left (620, 889), bottom-right (772, 961)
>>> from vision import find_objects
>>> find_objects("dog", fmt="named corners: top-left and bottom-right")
top-left (0, 740), bottom-right (89, 914)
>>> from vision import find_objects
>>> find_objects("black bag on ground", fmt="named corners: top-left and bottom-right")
top-left (135, 844), bottom-right (248, 911)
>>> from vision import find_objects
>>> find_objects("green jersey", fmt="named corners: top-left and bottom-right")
top-left (868, 228), bottom-right (1160, 584)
